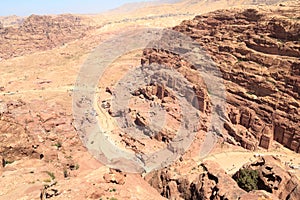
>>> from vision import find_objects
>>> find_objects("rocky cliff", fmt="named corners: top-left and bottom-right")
top-left (234, 155), bottom-right (300, 199)
top-left (142, 2), bottom-right (300, 153)
top-left (0, 1), bottom-right (299, 199)
top-left (0, 14), bottom-right (91, 59)
top-left (0, 15), bottom-right (23, 27)
top-left (0, 99), bottom-right (78, 172)
top-left (146, 155), bottom-right (299, 199)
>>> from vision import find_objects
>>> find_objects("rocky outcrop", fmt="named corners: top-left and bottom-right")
top-left (142, 3), bottom-right (300, 153)
top-left (235, 155), bottom-right (300, 200)
top-left (141, 49), bottom-right (211, 114)
top-left (0, 99), bottom-right (77, 170)
top-left (0, 14), bottom-right (91, 59)
top-left (0, 15), bottom-right (23, 27)
top-left (145, 160), bottom-right (278, 200)
top-left (103, 168), bottom-right (126, 185)
top-left (224, 106), bottom-right (275, 151)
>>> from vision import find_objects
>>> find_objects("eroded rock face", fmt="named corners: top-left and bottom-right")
top-left (175, 6), bottom-right (300, 153)
top-left (145, 160), bottom-right (279, 200)
top-left (0, 15), bottom-right (23, 27)
top-left (143, 3), bottom-right (300, 153)
top-left (103, 169), bottom-right (126, 185)
top-left (235, 156), bottom-right (300, 200)
top-left (0, 99), bottom-right (78, 170)
top-left (0, 14), bottom-right (91, 59)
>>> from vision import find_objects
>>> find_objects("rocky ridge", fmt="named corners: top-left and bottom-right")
top-left (0, 15), bottom-right (23, 27)
top-left (235, 155), bottom-right (300, 199)
top-left (143, 2), bottom-right (300, 154)
top-left (146, 155), bottom-right (299, 199)
top-left (0, 14), bottom-right (91, 59)
top-left (142, 2), bottom-right (300, 199)
top-left (0, 99), bottom-right (78, 170)
top-left (0, 0), bottom-right (299, 199)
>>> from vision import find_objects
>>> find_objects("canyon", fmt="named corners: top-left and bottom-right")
top-left (0, 0), bottom-right (299, 199)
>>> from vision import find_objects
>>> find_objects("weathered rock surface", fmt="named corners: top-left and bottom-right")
top-left (0, 15), bottom-right (23, 27)
top-left (103, 168), bottom-right (126, 185)
top-left (146, 159), bottom-right (279, 200)
top-left (0, 1), bottom-right (298, 199)
top-left (0, 99), bottom-right (78, 169)
top-left (143, 2), bottom-right (300, 153)
top-left (0, 14), bottom-right (91, 59)
top-left (235, 155), bottom-right (300, 200)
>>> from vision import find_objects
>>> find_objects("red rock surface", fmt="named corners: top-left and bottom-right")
top-left (143, 2), bottom-right (300, 154)
top-left (0, 99), bottom-right (78, 167)
top-left (146, 158), bottom-right (282, 199)
top-left (0, 1), bottom-right (299, 199)
top-left (236, 155), bottom-right (300, 200)
top-left (0, 14), bottom-right (91, 59)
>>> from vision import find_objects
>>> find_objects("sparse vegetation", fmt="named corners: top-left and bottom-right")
top-left (0, 1), bottom-right (299, 199)
top-left (75, 163), bottom-right (80, 170)
top-left (53, 142), bottom-right (62, 149)
top-left (237, 58), bottom-right (243, 63)
top-left (109, 188), bottom-right (116, 192)
top-left (43, 178), bottom-right (52, 183)
top-left (246, 91), bottom-right (254, 96)
top-left (45, 171), bottom-right (56, 180)
top-left (4, 160), bottom-right (14, 165)
top-left (234, 168), bottom-right (259, 192)
top-left (63, 169), bottom-right (68, 178)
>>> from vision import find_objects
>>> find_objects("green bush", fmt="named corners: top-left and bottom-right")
top-left (54, 142), bottom-right (62, 149)
top-left (234, 168), bottom-right (259, 192)
top-left (45, 171), bottom-right (56, 180)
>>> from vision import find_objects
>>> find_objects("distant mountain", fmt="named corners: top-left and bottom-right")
top-left (104, 0), bottom-right (284, 16)
top-left (0, 15), bottom-right (23, 27)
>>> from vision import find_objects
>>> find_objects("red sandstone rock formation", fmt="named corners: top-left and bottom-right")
top-left (146, 158), bottom-right (283, 199)
top-left (0, 99), bottom-right (78, 170)
top-left (142, 3), bottom-right (300, 153)
top-left (0, 14), bottom-right (91, 59)
top-left (235, 155), bottom-right (300, 200)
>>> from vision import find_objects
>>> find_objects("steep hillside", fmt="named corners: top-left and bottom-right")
top-left (0, 0), bottom-right (299, 200)
top-left (0, 15), bottom-right (23, 27)
top-left (143, 0), bottom-right (300, 154)
top-left (0, 14), bottom-right (92, 60)
top-left (142, 1), bottom-right (300, 199)
top-left (0, 0), bottom-right (284, 60)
